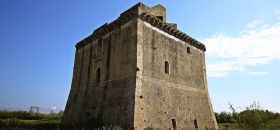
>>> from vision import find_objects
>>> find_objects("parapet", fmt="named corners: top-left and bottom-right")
top-left (137, 3), bottom-right (166, 23)
top-left (75, 2), bottom-right (206, 52)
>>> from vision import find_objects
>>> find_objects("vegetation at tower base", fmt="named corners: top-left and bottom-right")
top-left (0, 110), bottom-right (123, 130)
top-left (1, 104), bottom-right (280, 130)
top-left (216, 102), bottom-right (280, 130)
top-left (0, 110), bottom-right (62, 130)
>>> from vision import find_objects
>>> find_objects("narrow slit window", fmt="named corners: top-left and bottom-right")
top-left (194, 118), bottom-right (198, 128)
top-left (85, 112), bottom-right (90, 117)
top-left (187, 47), bottom-right (191, 54)
top-left (96, 68), bottom-right (101, 83)
top-left (171, 119), bottom-right (177, 130)
top-left (165, 61), bottom-right (169, 74)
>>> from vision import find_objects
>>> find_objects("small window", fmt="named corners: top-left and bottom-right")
top-left (187, 47), bottom-right (191, 54)
top-left (171, 119), bottom-right (177, 130)
top-left (165, 61), bottom-right (169, 74)
top-left (194, 118), bottom-right (198, 128)
top-left (156, 16), bottom-right (163, 21)
top-left (96, 68), bottom-right (101, 83)
top-left (85, 112), bottom-right (90, 117)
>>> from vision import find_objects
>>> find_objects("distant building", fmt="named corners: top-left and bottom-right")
top-left (29, 106), bottom-right (39, 114)
top-left (62, 3), bottom-right (218, 129)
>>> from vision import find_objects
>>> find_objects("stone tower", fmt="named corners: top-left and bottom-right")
top-left (62, 3), bottom-right (218, 130)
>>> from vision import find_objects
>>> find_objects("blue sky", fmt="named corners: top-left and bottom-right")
top-left (0, 0), bottom-right (280, 113)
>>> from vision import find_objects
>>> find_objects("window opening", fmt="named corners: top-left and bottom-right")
top-left (156, 16), bottom-right (163, 21)
top-left (187, 47), bottom-right (191, 54)
top-left (96, 68), bottom-right (101, 83)
top-left (165, 61), bottom-right (169, 74)
top-left (172, 119), bottom-right (177, 130)
top-left (194, 118), bottom-right (198, 128)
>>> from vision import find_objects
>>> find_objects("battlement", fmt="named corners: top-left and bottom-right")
top-left (75, 2), bottom-right (206, 52)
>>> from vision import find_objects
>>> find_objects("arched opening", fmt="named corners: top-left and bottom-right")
top-left (96, 68), bottom-right (101, 83)
top-left (187, 47), bottom-right (191, 54)
top-left (165, 61), bottom-right (169, 74)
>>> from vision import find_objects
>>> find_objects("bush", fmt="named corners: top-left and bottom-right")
top-left (238, 109), bottom-right (262, 130)
top-left (215, 112), bottom-right (233, 123)
top-left (228, 101), bottom-right (280, 130)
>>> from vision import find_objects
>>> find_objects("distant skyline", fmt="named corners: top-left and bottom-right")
top-left (0, 0), bottom-right (279, 113)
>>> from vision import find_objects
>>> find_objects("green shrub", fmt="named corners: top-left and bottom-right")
top-left (215, 112), bottom-right (233, 123)
top-left (265, 118), bottom-right (280, 129)
top-left (228, 101), bottom-right (280, 130)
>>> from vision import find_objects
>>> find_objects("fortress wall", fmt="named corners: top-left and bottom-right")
top-left (63, 19), bottom-right (138, 129)
top-left (63, 45), bottom-right (84, 123)
top-left (138, 19), bottom-right (217, 129)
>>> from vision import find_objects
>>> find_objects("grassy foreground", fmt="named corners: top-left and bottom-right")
top-left (0, 111), bottom-right (123, 130)
top-left (0, 111), bottom-right (61, 129)
top-left (1, 103), bottom-right (280, 130)
top-left (1, 118), bottom-right (280, 130)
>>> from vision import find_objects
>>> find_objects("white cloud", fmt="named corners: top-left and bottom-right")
top-left (245, 20), bottom-right (263, 30)
top-left (203, 20), bottom-right (280, 77)
top-left (207, 61), bottom-right (245, 77)
top-left (51, 106), bottom-right (57, 110)
top-left (248, 71), bottom-right (269, 76)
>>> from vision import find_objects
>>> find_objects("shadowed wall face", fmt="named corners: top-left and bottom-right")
top-left (62, 20), bottom-right (138, 129)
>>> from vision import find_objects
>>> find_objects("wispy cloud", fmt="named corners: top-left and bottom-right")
top-left (248, 71), bottom-right (269, 76)
top-left (51, 106), bottom-right (57, 110)
top-left (203, 20), bottom-right (280, 77)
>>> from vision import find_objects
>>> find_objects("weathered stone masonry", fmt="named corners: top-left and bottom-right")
top-left (62, 3), bottom-right (218, 130)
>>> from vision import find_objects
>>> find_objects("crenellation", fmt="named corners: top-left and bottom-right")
top-left (173, 30), bottom-right (179, 37)
top-left (178, 32), bottom-right (184, 39)
top-left (75, 3), bottom-right (206, 52)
